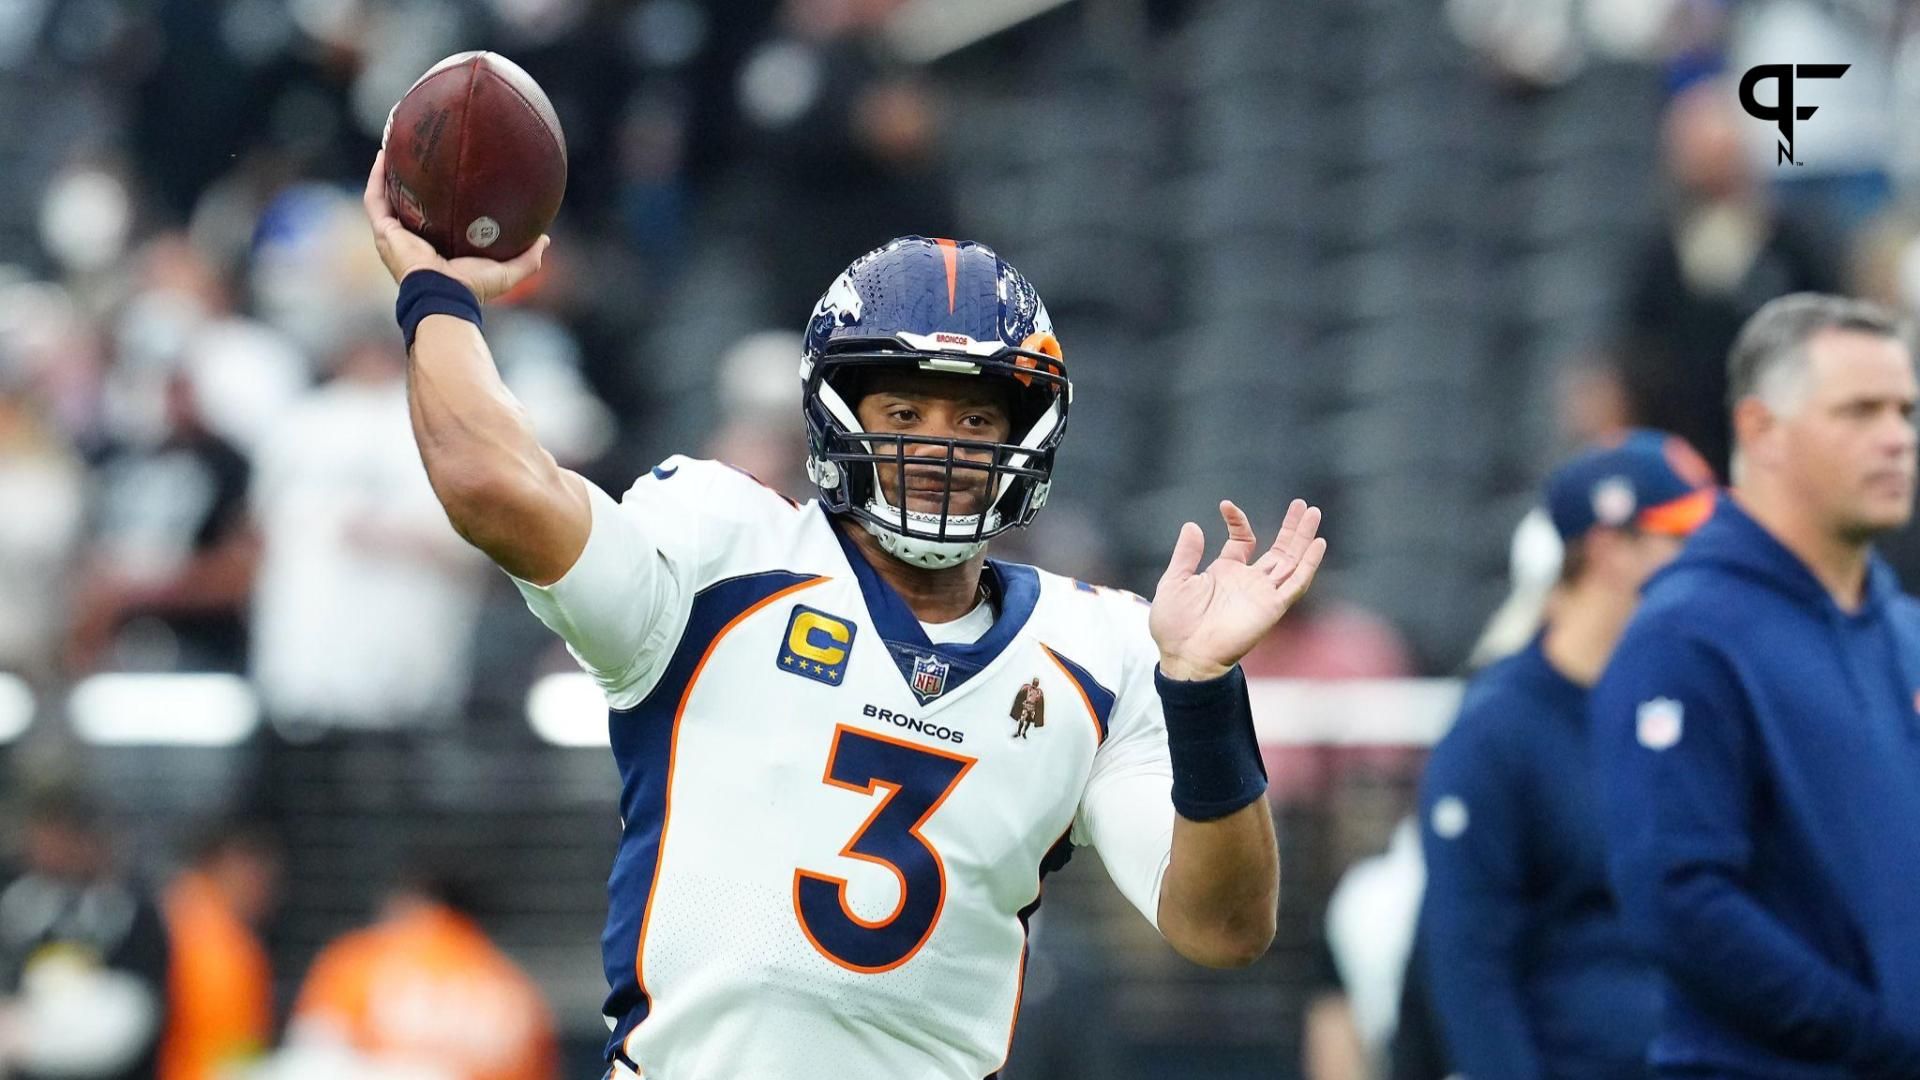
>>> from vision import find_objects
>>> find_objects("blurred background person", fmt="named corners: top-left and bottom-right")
top-left (727, 0), bottom-right (952, 322)
top-left (60, 233), bottom-right (299, 678)
top-left (247, 327), bottom-right (488, 731)
top-left (1615, 77), bottom-right (1845, 479)
top-left (1305, 815), bottom-right (1434, 1080)
top-left (704, 328), bottom-right (811, 497)
top-left (66, 364), bottom-right (257, 676)
top-left (1464, 509), bottom-right (1567, 672)
top-left (1323, 507), bottom-right (1574, 1080)
top-left (158, 820), bottom-right (281, 1080)
top-left (274, 867), bottom-right (557, 1080)
top-left (0, 785), bottom-right (169, 1080)
top-left (0, 285), bottom-right (88, 683)
top-left (1385, 939), bottom-right (1449, 1080)
top-left (1597, 295), bottom-right (1920, 1076)
top-left (1302, 935), bottom-right (1369, 1080)
top-left (1420, 431), bottom-right (1716, 1078)
top-left (1368, 508), bottom-right (1575, 1080)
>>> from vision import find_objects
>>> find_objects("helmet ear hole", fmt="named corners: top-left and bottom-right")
top-left (806, 458), bottom-right (842, 488)
top-left (1017, 332), bottom-right (1063, 371)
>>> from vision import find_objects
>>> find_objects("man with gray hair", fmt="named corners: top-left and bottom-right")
top-left (1594, 292), bottom-right (1920, 1076)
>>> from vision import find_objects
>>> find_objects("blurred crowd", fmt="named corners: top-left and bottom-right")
top-left (1, 783), bottom-right (557, 1079)
top-left (7, 0), bottom-right (1920, 1077)
top-left (0, 0), bottom-right (960, 705)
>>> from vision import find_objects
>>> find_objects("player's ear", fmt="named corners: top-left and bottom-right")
top-left (1731, 395), bottom-right (1778, 469)
top-left (1582, 528), bottom-right (1641, 592)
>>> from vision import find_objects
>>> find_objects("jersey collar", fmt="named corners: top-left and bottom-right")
top-left (829, 515), bottom-right (1040, 705)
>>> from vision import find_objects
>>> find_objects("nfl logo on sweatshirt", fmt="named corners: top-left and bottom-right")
top-left (1637, 697), bottom-right (1684, 751)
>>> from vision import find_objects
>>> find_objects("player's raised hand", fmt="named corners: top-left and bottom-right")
top-left (363, 151), bottom-right (549, 303)
top-left (1150, 499), bottom-right (1327, 681)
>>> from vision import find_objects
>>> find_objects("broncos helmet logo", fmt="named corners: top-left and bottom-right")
top-left (812, 267), bottom-right (865, 329)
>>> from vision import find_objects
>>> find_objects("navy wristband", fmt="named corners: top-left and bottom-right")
top-left (1157, 664), bottom-right (1268, 821)
top-left (396, 269), bottom-right (481, 351)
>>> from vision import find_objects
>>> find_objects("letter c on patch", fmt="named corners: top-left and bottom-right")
top-left (789, 612), bottom-right (850, 666)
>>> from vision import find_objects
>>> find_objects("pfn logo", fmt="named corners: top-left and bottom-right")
top-left (1739, 64), bottom-right (1849, 166)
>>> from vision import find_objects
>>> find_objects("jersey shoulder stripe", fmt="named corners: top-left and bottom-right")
top-left (1038, 643), bottom-right (1116, 744)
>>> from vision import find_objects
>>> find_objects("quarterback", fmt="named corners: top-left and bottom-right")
top-left (365, 153), bottom-right (1325, 1079)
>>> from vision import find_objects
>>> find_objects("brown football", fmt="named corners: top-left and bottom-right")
top-left (382, 51), bottom-right (567, 260)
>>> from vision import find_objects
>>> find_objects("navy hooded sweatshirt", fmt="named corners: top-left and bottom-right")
top-left (1593, 495), bottom-right (1920, 1078)
top-left (1420, 637), bottom-right (1659, 1079)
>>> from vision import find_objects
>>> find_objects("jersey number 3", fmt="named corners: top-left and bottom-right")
top-left (794, 724), bottom-right (976, 973)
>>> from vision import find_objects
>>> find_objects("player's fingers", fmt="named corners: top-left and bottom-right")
top-left (1273, 536), bottom-right (1328, 601)
top-left (1216, 500), bottom-right (1257, 565)
top-left (1263, 505), bottom-right (1322, 578)
top-left (503, 235), bottom-right (550, 281)
top-left (1293, 504), bottom-right (1322, 552)
top-left (1275, 499), bottom-right (1311, 552)
top-left (462, 237), bottom-right (549, 302)
top-left (363, 151), bottom-right (392, 227)
top-left (1254, 499), bottom-right (1310, 572)
top-left (1278, 498), bottom-right (1307, 546)
top-left (1161, 521), bottom-right (1205, 584)
top-left (1283, 504), bottom-right (1322, 562)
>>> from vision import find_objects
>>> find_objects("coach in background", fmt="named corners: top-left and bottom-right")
top-left (1595, 293), bottom-right (1920, 1077)
top-left (1420, 432), bottom-right (1714, 1079)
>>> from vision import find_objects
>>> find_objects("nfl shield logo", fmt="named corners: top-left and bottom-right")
top-left (911, 655), bottom-right (950, 699)
top-left (1636, 697), bottom-right (1684, 751)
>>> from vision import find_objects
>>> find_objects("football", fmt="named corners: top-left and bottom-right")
top-left (382, 51), bottom-right (567, 260)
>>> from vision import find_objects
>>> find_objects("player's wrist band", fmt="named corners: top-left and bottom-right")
top-left (396, 269), bottom-right (482, 351)
top-left (1156, 664), bottom-right (1268, 821)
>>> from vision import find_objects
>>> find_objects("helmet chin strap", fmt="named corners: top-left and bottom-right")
top-left (861, 485), bottom-right (997, 570)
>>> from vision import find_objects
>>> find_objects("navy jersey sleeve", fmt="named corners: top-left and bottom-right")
top-left (1418, 700), bottom-right (1546, 1080)
top-left (1593, 628), bottom-right (1920, 1072)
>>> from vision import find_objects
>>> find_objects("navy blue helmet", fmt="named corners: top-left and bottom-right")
top-left (802, 236), bottom-right (1070, 568)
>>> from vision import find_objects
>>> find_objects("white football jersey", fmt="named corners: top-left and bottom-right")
top-left (514, 457), bottom-right (1176, 1080)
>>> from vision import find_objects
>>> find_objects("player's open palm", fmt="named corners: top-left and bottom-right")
top-left (1150, 499), bottom-right (1327, 681)
top-left (362, 151), bottom-right (548, 302)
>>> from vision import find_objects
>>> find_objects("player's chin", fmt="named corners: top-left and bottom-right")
top-left (1838, 490), bottom-right (1914, 538)
top-left (902, 488), bottom-right (989, 518)
top-left (1857, 501), bottom-right (1915, 535)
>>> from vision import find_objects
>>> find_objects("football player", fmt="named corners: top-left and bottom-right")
top-left (365, 152), bottom-right (1325, 1079)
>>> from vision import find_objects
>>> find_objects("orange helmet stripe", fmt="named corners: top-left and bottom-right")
top-left (934, 237), bottom-right (959, 314)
